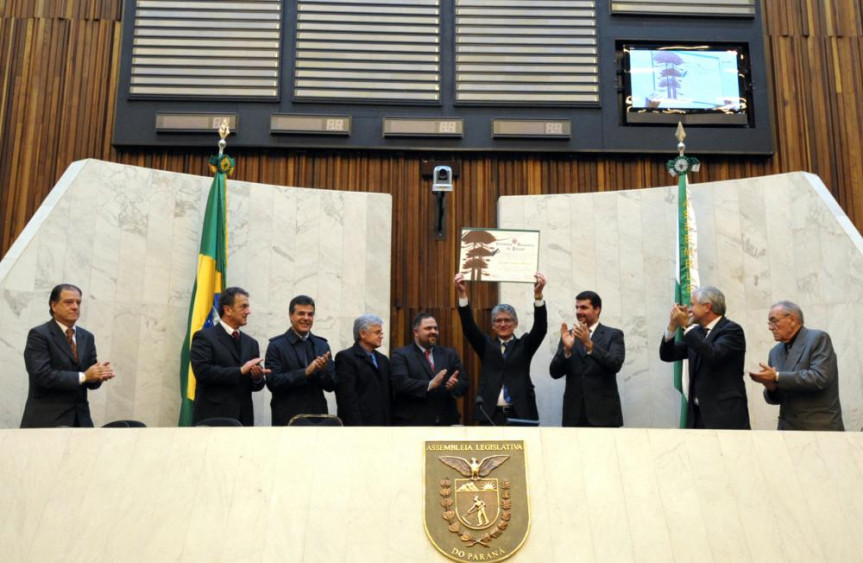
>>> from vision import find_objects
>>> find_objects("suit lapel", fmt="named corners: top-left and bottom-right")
top-left (216, 324), bottom-right (240, 362)
top-left (49, 322), bottom-right (77, 363)
top-left (783, 327), bottom-right (808, 371)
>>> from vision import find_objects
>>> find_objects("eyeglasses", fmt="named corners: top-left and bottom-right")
top-left (767, 314), bottom-right (789, 327)
top-left (493, 318), bottom-right (514, 325)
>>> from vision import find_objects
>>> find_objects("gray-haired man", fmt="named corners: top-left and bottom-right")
top-left (454, 272), bottom-right (547, 425)
top-left (660, 285), bottom-right (750, 429)
top-left (749, 301), bottom-right (843, 430)
top-left (334, 314), bottom-right (391, 426)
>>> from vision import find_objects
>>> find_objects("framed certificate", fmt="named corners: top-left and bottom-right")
top-left (458, 228), bottom-right (540, 283)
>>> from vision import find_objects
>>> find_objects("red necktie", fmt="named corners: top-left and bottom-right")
top-left (232, 330), bottom-right (239, 341)
top-left (425, 348), bottom-right (435, 371)
top-left (66, 328), bottom-right (78, 364)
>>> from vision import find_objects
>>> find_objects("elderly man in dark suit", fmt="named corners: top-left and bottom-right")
top-left (749, 301), bottom-right (844, 430)
top-left (454, 271), bottom-right (547, 425)
top-left (550, 291), bottom-right (625, 427)
top-left (390, 312), bottom-right (469, 426)
top-left (265, 294), bottom-right (335, 426)
top-left (21, 283), bottom-right (115, 428)
top-left (660, 285), bottom-right (750, 429)
top-left (190, 287), bottom-right (269, 426)
top-left (335, 314), bottom-right (391, 426)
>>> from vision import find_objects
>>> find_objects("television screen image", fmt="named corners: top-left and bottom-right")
top-left (629, 48), bottom-right (743, 111)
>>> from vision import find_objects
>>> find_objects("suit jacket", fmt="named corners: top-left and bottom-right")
top-left (21, 321), bottom-right (101, 428)
top-left (458, 302), bottom-right (547, 423)
top-left (390, 343), bottom-right (469, 426)
top-left (659, 316), bottom-right (750, 429)
top-left (549, 323), bottom-right (625, 427)
top-left (265, 329), bottom-right (335, 426)
top-left (764, 326), bottom-right (844, 431)
top-left (334, 342), bottom-right (391, 426)
top-left (190, 324), bottom-right (265, 426)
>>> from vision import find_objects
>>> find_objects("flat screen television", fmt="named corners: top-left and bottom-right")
top-left (620, 43), bottom-right (752, 126)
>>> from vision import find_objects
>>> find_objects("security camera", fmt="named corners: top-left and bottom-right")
top-left (432, 165), bottom-right (453, 192)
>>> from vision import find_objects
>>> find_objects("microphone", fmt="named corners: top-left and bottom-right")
top-left (475, 395), bottom-right (496, 426)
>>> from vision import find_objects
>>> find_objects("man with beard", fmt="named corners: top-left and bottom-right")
top-left (390, 312), bottom-right (469, 425)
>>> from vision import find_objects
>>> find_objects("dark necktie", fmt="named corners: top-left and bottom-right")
top-left (369, 353), bottom-right (378, 369)
top-left (66, 328), bottom-right (78, 364)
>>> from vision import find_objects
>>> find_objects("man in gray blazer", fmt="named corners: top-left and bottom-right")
top-left (749, 301), bottom-right (844, 430)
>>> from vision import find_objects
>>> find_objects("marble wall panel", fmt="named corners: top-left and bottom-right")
top-left (500, 172), bottom-right (863, 430)
top-left (0, 159), bottom-right (391, 428)
top-left (2, 427), bottom-right (860, 561)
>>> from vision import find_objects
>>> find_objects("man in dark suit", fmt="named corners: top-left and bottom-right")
top-left (659, 285), bottom-right (750, 429)
top-left (21, 283), bottom-right (115, 428)
top-left (549, 291), bottom-right (625, 427)
top-left (190, 287), bottom-right (269, 426)
top-left (265, 295), bottom-right (336, 426)
top-left (335, 314), bottom-right (391, 425)
top-left (454, 271), bottom-right (547, 425)
top-left (749, 301), bottom-right (844, 430)
top-left (390, 312), bottom-right (469, 426)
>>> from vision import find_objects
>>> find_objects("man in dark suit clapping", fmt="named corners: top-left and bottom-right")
top-left (265, 295), bottom-right (335, 426)
top-left (190, 287), bottom-right (269, 426)
top-left (21, 283), bottom-right (114, 428)
top-left (390, 312), bottom-right (469, 426)
top-left (335, 314), bottom-right (391, 426)
top-left (660, 285), bottom-right (750, 429)
top-left (550, 291), bottom-right (625, 427)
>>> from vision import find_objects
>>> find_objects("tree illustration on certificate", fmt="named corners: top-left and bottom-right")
top-left (459, 228), bottom-right (540, 283)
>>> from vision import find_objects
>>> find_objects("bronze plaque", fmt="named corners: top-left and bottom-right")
top-left (424, 441), bottom-right (530, 562)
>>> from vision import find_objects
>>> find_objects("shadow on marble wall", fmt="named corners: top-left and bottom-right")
top-left (0, 159), bottom-right (392, 428)
top-left (500, 172), bottom-right (863, 430)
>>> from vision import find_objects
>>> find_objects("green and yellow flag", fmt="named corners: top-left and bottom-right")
top-left (667, 123), bottom-right (700, 428)
top-left (178, 153), bottom-right (234, 426)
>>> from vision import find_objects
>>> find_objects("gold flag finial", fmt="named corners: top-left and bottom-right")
top-left (675, 122), bottom-right (686, 155)
top-left (217, 119), bottom-right (229, 156)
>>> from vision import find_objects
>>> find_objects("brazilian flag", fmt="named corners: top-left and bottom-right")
top-left (178, 154), bottom-right (234, 426)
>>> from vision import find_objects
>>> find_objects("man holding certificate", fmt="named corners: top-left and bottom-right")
top-left (454, 272), bottom-right (547, 425)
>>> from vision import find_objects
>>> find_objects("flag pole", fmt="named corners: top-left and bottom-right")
top-left (667, 123), bottom-right (701, 428)
top-left (177, 121), bottom-right (233, 426)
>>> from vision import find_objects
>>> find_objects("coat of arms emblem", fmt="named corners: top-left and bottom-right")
top-left (424, 441), bottom-right (529, 562)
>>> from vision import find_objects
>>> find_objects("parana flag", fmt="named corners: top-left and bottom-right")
top-left (178, 154), bottom-right (234, 426)
top-left (667, 128), bottom-right (700, 428)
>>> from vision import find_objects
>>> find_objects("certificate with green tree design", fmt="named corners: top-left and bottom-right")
top-left (459, 228), bottom-right (540, 283)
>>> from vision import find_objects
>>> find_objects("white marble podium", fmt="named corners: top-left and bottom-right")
top-left (1, 427), bottom-right (862, 562)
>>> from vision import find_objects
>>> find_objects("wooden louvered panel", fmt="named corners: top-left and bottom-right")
top-left (610, 0), bottom-right (756, 17)
top-left (129, 0), bottom-right (281, 98)
top-left (294, 0), bottom-right (440, 102)
top-left (455, 0), bottom-right (598, 104)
